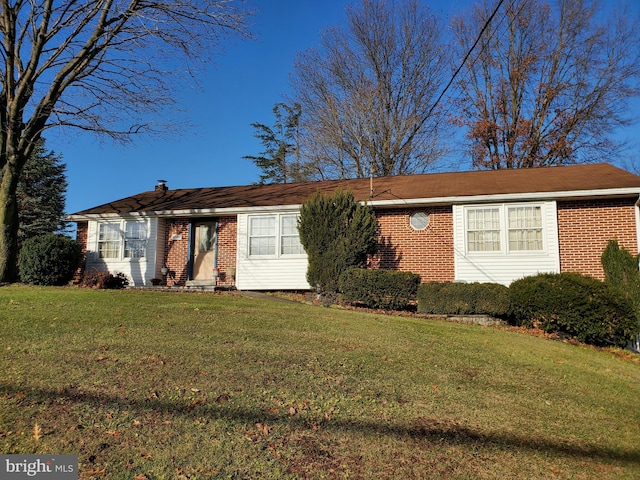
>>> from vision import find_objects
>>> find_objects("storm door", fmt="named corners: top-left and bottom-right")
top-left (193, 222), bottom-right (216, 281)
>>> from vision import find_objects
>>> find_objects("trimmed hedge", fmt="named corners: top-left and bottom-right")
top-left (18, 234), bottom-right (82, 286)
top-left (509, 272), bottom-right (639, 347)
top-left (338, 268), bottom-right (420, 310)
top-left (417, 281), bottom-right (510, 317)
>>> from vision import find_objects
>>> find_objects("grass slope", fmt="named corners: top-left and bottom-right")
top-left (0, 285), bottom-right (639, 479)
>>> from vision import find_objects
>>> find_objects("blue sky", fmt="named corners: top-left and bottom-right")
top-left (47, 0), bottom-right (639, 216)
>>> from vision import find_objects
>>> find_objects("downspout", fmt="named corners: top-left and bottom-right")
top-left (635, 195), bottom-right (640, 267)
top-left (212, 220), bottom-right (219, 286)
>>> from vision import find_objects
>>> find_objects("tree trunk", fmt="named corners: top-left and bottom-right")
top-left (0, 162), bottom-right (20, 282)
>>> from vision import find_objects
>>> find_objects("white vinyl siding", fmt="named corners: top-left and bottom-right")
top-left (86, 218), bottom-right (160, 286)
top-left (236, 212), bottom-right (310, 290)
top-left (454, 202), bottom-right (560, 285)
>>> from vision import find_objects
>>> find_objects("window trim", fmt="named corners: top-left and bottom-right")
top-left (247, 213), bottom-right (305, 258)
top-left (464, 203), bottom-right (546, 255)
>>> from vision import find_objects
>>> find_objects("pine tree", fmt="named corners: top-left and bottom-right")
top-left (14, 139), bottom-right (69, 247)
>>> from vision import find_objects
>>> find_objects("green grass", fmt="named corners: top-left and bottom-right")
top-left (0, 285), bottom-right (639, 479)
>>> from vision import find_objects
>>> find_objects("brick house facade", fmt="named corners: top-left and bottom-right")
top-left (69, 163), bottom-right (640, 289)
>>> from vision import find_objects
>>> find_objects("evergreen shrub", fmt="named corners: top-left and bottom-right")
top-left (18, 234), bottom-right (82, 286)
top-left (338, 268), bottom-right (420, 310)
top-left (508, 272), bottom-right (639, 347)
top-left (417, 281), bottom-right (510, 317)
top-left (298, 190), bottom-right (377, 293)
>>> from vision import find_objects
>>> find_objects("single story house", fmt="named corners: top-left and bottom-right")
top-left (69, 163), bottom-right (640, 289)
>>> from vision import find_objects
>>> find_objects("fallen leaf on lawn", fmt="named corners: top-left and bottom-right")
top-left (33, 423), bottom-right (42, 441)
top-left (134, 475), bottom-right (149, 480)
top-left (106, 430), bottom-right (121, 437)
top-left (256, 423), bottom-right (269, 436)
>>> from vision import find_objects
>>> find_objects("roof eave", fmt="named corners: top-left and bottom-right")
top-left (68, 187), bottom-right (640, 221)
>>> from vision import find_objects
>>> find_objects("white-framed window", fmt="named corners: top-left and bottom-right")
top-left (98, 223), bottom-right (121, 259)
top-left (465, 204), bottom-right (544, 254)
top-left (248, 214), bottom-right (304, 257)
top-left (467, 208), bottom-right (501, 252)
top-left (507, 206), bottom-right (543, 251)
top-left (124, 221), bottom-right (147, 258)
top-left (280, 215), bottom-right (305, 255)
top-left (97, 220), bottom-right (148, 260)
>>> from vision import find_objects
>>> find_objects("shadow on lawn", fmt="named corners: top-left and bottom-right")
top-left (2, 381), bottom-right (639, 467)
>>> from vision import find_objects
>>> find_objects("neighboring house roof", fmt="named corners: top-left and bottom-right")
top-left (70, 163), bottom-right (640, 218)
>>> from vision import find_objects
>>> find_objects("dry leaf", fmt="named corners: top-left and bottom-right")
top-left (33, 423), bottom-right (42, 441)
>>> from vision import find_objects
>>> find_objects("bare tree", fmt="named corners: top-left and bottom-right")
top-left (0, 0), bottom-right (251, 281)
top-left (453, 0), bottom-right (640, 169)
top-left (289, 0), bottom-right (450, 181)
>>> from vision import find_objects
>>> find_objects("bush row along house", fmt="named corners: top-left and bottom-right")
top-left (69, 163), bottom-right (640, 289)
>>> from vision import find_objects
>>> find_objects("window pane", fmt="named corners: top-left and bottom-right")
top-left (250, 217), bottom-right (275, 236)
top-left (124, 221), bottom-right (147, 258)
top-left (199, 225), bottom-right (214, 252)
top-left (467, 208), bottom-right (500, 252)
top-left (98, 223), bottom-right (120, 258)
top-left (249, 216), bottom-right (276, 256)
top-left (508, 206), bottom-right (543, 250)
top-left (250, 236), bottom-right (275, 256)
top-left (281, 215), bottom-right (304, 255)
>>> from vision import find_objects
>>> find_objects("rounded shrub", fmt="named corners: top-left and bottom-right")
top-left (509, 272), bottom-right (639, 347)
top-left (18, 234), bottom-right (82, 286)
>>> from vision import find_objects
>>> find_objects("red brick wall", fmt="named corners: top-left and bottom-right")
top-left (74, 221), bottom-right (88, 283)
top-left (215, 217), bottom-right (237, 287)
top-left (163, 217), bottom-right (237, 287)
top-left (164, 219), bottom-right (191, 286)
top-left (557, 198), bottom-right (638, 280)
top-left (371, 207), bottom-right (455, 282)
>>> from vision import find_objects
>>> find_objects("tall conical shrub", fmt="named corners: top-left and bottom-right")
top-left (298, 190), bottom-right (377, 292)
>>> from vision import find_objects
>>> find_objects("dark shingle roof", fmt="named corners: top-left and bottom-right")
top-left (71, 163), bottom-right (640, 216)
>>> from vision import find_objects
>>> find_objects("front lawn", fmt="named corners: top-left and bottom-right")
top-left (0, 285), bottom-right (638, 479)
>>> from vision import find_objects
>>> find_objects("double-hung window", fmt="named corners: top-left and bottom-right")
top-left (248, 214), bottom-right (304, 257)
top-left (98, 223), bottom-right (121, 259)
top-left (280, 215), bottom-right (304, 255)
top-left (507, 206), bottom-right (542, 251)
top-left (465, 204), bottom-right (544, 254)
top-left (467, 208), bottom-right (501, 252)
top-left (97, 220), bottom-right (147, 259)
top-left (124, 221), bottom-right (147, 258)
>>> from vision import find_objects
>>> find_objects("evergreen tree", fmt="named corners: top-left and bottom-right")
top-left (14, 139), bottom-right (69, 247)
top-left (244, 103), bottom-right (303, 184)
top-left (298, 190), bottom-right (377, 293)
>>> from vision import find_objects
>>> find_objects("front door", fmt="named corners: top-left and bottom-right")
top-left (193, 223), bottom-right (216, 281)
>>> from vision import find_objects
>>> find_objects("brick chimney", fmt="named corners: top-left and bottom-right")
top-left (155, 180), bottom-right (168, 192)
